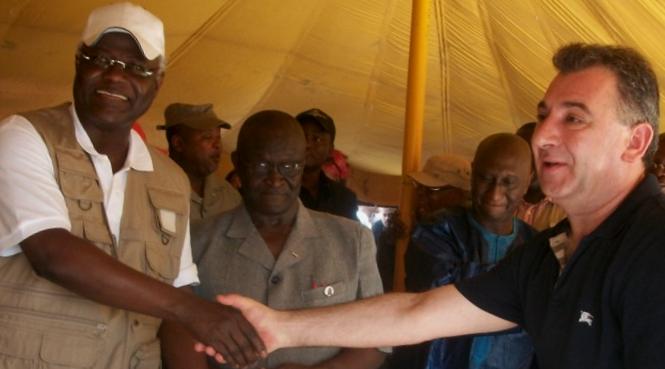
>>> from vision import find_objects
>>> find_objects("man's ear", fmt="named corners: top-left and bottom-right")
top-left (154, 70), bottom-right (165, 90)
top-left (622, 122), bottom-right (654, 163)
top-left (171, 134), bottom-right (184, 153)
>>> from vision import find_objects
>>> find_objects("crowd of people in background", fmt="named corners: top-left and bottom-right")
top-left (2, 2), bottom-right (665, 369)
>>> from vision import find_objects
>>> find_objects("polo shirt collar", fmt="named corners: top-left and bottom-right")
top-left (587, 174), bottom-right (660, 239)
top-left (70, 104), bottom-right (153, 172)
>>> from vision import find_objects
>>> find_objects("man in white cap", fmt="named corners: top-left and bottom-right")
top-left (408, 153), bottom-right (472, 223)
top-left (0, 3), bottom-right (263, 369)
top-left (380, 154), bottom-right (472, 368)
top-left (159, 102), bottom-right (242, 223)
top-left (404, 153), bottom-right (472, 291)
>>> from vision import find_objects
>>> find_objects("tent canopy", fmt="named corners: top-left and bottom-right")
top-left (2, 0), bottom-right (665, 181)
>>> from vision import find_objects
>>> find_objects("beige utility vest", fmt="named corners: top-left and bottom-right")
top-left (0, 103), bottom-right (190, 369)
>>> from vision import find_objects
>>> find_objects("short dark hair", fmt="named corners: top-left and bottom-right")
top-left (553, 43), bottom-right (660, 164)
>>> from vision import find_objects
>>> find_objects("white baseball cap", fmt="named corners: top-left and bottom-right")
top-left (81, 2), bottom-right (164, 60)
top-left (408, 153), bottom-right (471, 191)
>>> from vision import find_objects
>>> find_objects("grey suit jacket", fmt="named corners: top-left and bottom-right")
top-left (192, 201), bottom-right (384, 367)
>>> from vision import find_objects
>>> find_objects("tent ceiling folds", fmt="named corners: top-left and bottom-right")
top-left (2, 0), bottom-right (665, 201)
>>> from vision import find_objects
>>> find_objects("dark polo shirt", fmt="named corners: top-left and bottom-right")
top-left (457, 175), bottom-right (665, 369)
top-left (300, 172), bottom-right (358, 221)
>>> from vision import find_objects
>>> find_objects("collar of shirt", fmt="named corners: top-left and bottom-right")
top-left (70, 104), bottom-right (153, 173)
top-left (467, 213), bottom-right (518, 263)
top-left (546, 175), bottom-right (661, 269)
top-left (585, 174), bottom-right (660, 241)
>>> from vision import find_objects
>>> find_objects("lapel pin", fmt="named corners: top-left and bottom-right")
top-left (324, 285), bottom-right (335, 297)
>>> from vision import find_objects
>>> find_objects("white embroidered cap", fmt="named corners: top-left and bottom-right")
top-left (81, 2), bottom-right (164, 60)
top-left (408, 153), bottom-right (471, 191)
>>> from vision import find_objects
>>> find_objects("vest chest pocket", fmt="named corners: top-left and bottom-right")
top-left (145, 241), bottom-right (179, 282)
top-left (56, 148), bottom-right (103, 205)
top-left (147, 186), bottom-right (187, 246)
top-left (145, 186), bottom-right (187, 283)
top-left (56, 148), bottom-right (111, 244)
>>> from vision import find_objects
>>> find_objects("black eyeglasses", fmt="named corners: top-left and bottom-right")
top-left (246, 161), bottom-right (304, 177)
top-left (77, 52), bottom-right (156, 78)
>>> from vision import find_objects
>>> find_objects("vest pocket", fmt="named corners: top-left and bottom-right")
top-left (130, 339), bottom-right (161, 369)
top-left (57, 168), bottom-right (103, 202)
top-left (41, 334), bottom-right (98, 368)
top-left (147, 187), bottom-right (187, 232)
top-left (145, 241), bottom-right (179, 282)
top-left (0, 313), bottom-right (102, 368)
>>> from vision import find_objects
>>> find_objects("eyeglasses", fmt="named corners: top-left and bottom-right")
top-left (652, 161), bottom-right (665, 172)
top-left (246, 161), bottom-right (304, 178)
top-left (77, 52), bottom-right (156, 78)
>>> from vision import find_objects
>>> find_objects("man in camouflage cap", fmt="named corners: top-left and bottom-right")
top-left (159, 103), bottom-right (241, 223)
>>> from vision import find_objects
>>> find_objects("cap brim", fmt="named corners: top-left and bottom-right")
top-left (408, 171), bottom-right (450, 188)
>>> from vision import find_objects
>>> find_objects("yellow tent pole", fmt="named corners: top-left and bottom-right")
top-left (393, 0), bottom-right (429, 292)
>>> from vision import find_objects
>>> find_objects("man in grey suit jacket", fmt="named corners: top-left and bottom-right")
top-left (192, 110), bottom-right (386, 368)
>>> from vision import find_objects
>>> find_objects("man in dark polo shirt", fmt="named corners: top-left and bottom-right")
top-left (296, 108), bottom-right (359, 220)
top-left (202, 43), bottom-right (665, 369)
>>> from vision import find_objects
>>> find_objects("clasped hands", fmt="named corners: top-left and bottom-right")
top-left (193, 294), bottom-right (283, 368)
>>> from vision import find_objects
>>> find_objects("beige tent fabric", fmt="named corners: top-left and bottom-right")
top-left (2, 0), bottom-right (665, 199)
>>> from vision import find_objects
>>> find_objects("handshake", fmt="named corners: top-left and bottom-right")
top-left (187, 292), bottom-right (397, 368)
top-left (190, 294), bottom-right (280, 368)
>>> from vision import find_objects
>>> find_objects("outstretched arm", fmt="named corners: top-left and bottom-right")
top-left (21, 229), bottom-right (265, 367)
top-left (209, 284), bottom-right (515, 356)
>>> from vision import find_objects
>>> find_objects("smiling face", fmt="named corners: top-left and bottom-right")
top-left (73, 32), bottom-right (162, 133)
top-left (471, 134), bottom-right (532, 234)
top-left (533, 66), bottom-right (638, 211)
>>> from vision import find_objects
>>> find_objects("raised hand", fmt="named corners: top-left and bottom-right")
top-left (181, 297), bottom-right (266, 367)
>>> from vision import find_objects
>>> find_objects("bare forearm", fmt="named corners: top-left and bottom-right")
top-left (22, 229), bottom-right (193, 322)
top-left (281, 292), bottom-right (426, 348)
top-left (279, 287), bottom-right (516, 348)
